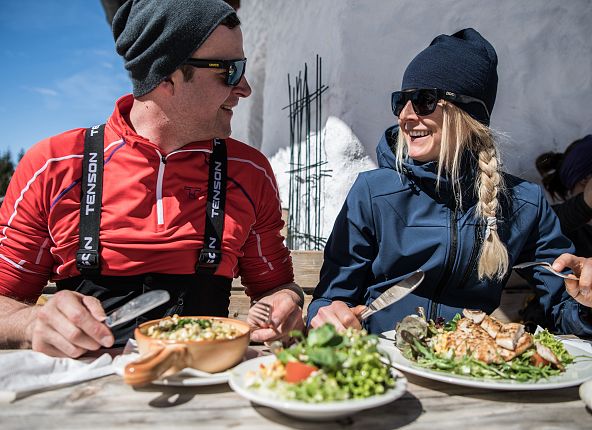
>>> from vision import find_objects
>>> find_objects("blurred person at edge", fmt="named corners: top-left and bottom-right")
top-left (307, 28), bottom-right (592, 335)
top-left (536, 135), bottom-right (592, 257)
top-left (0, 0), bottom-right (304, 358)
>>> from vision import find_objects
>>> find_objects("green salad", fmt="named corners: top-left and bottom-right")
top-left (246, 324), bottom-right (396, 402)
top-left (397, 311), bottom-right (574, 382)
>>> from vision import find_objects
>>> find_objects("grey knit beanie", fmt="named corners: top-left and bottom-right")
top-left (113, 0), bottom-right (235, 97)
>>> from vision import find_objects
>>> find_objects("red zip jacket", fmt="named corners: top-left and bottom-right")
top-left (0, 95), bottom-right (293, 302)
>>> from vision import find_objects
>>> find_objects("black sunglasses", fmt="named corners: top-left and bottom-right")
top-left (391, 88), bottom-right (490, 120)
top-left (182, 58), bottom-right (247, 86)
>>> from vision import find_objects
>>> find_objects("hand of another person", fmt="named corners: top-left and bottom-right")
top-left (309, 300), bottom-right (367, 332)
top-left (552, 253), bottom-right (592, 308)
top-left (248, 289), bottom-right (304, 343)
top-left (31, 290), bottom-right (114, 358)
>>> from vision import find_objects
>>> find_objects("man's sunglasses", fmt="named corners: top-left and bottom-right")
top-left (182, 58), bottom-right (247, 86)
top-left (391, 88), bottom-right (490, 121)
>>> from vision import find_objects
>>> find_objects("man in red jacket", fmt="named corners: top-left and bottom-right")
top-left (0, 0), bottom-right (303, 357)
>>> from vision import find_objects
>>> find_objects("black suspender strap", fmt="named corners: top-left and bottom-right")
top-left (76, 124), bottom-right (105, 277)
top-left (196, 138), bottom-right (227, 275)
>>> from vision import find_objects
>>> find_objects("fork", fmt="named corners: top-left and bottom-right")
top-left (249, 301), bottom-right (273, 328)
top-left (512, 261), bottom-right (579, 280)
top-left (250, 302), bottom-right (283, 354)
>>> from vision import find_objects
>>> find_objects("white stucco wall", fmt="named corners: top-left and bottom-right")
top-left (232, 0), bottom-right (592, 239)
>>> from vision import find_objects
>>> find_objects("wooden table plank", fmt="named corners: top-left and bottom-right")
top-left (1, 347), bottom-right (590, 430)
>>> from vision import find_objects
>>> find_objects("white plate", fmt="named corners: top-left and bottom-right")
top-left (112, 339), bottom-right (262, 386)
top-left (379, 330), bottom-right (592, 390)
top-left (228, 354), bottom-right (408, 420)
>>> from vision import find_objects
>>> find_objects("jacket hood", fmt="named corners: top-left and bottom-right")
top-left (376, 125), bottom-right (399, 170)
top-left (377, 124), bottom-right (446, 183)
top-left (376, 125), bottom-right (478, 205)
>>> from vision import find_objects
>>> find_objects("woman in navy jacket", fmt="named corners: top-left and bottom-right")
top-left (307, 28), bottom-right (592, 336)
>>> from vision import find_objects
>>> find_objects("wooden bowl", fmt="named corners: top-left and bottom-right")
top-left (123, 316), bottom-right (250, 386)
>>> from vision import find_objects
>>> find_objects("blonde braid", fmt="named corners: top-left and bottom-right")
top-left (394, 102), bottom-right (508, 280)
top-left (476, 146), bottom-right (509, 279)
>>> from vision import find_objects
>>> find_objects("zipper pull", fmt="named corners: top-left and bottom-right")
top-left (161, 155), bottom-right (167, 165)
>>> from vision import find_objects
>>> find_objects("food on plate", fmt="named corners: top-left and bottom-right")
top-left (125, 316), bottom-right (250, 385)
top-left (143, 314), bottom-right (242, 341)
top-left (395, 308), bottom-right (574, 381)
top-left (245, 324), bottom-right (397, 402)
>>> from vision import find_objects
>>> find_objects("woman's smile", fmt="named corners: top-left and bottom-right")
top-left (399, 100), bottom-right (443, 162)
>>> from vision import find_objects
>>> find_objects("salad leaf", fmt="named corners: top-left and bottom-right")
top-left (307, 347), bottom-right (347, 369)
top-left (306, 324), bottom-right (340, 347)
top-left (443, 313), bottom-right (461, 331)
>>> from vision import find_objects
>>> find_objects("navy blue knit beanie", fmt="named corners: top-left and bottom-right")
top-left (402, 28), bottom-right (498, 125)
top-left (113, 0), bottom-right (235, 97)
top-left (560, 135), bottom-right (592, 190)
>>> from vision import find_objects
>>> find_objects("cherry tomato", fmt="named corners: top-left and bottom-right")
top-left (284, 361), bottom-right (318, 383)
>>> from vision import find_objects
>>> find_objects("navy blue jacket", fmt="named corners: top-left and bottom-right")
top-left (307, 126), bottom-right (592, 336)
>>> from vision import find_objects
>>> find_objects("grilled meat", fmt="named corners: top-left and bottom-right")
top-left (495, 323), bottom-right (525, 351)
top-left (480, 315), bottom-right (503, 339)
top-left (496, 332), bottom-right (533, 361)
top-left (535, 342), bottom-right (563, 370)
top-left (431, 312), bottom-right (533, 364)
top-left (462, 309), bottom-right (486, 324)
top-left (433, 320), bottom-right (503, 364)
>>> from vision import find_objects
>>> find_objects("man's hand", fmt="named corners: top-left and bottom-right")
top-left (309, 301), bottom-right (367, 332)
top-left (31, 290), bottom-right (114, 357)
top-left (248, 289), bottom-right (304, 343)
top-left (552, 253), bottom-right (592, 308)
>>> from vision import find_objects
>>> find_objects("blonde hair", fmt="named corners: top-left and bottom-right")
top-left (395, 102), bottom-right (509, 280)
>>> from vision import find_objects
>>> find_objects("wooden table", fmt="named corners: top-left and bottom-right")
top-left (1, 346), bottom-right (590, 430)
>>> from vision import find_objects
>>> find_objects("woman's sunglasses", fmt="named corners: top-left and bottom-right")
top-left (391, 88), bottom-right (490, 120)
top-left (182, 58), bottom-right (247, 86)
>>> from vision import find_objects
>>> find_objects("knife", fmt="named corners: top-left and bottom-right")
top-left (104, 290), bottom-right (170, 328)
top-left (359, 270), bottom-right (425, 320)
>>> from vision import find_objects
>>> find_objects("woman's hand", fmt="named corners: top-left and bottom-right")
top-left (309, 301), bottom-right (367, 332)
top-left (552, 253), bottom-right (592, 308)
